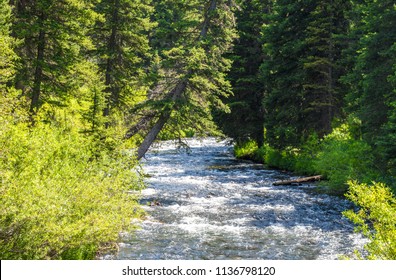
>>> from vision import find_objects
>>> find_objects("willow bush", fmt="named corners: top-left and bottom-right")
top-left (344, 181), bottom-right (396, 259)
top-left (313, 124), bottom-right (376, 193)
top-left (0, 117), bottom-right (144, 259)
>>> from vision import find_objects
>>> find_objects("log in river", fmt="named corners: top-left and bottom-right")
top-left (273, 175), bottom-right (323, 186)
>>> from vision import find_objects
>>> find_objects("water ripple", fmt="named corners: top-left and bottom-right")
top-left (115, 138), bottom-right (366, 260)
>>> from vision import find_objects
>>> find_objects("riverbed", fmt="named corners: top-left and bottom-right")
top-left (115, 138), bottom-right (365, 259)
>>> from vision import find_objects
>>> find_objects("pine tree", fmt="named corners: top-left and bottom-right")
top-left (301, 0), bottom-right (351, 136)
top-left (11, 0), bottom-right (99, 118)
top-left (215, 0), bottom-right (272, 147)
top-left (0, 0), bottom-right (21, 122)
top-left (344, 0), bottom-right (396, 174)
top-left (126, 0), bottom-right (237, 159)
top-left (92, 0), bottom-right (154, 118)
top-left (261, 0), bottom-right (351, 148)
top-left (261, 0), bottom-right (314, 148)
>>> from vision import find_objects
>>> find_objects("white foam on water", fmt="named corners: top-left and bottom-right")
top-left (115, 138), bottom-right (367, 260)
top-left (141, 188), bottom-right (157, 196)
top-left (177, 220), bottom-right (245, 236)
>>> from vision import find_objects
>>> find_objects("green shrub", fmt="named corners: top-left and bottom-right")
top-left (314, 124), bottom-right (376, 193)
top-left (294, 134), bottom-right (320, 175)
top-left (254, 145), bottom-right (267, 162)
top-left (343, 181), bottom-right (396, 259)
top-left (234, 140), bottom-right (258, 159)
top-left (0, 122), bottom-right (144, 259)
top-left (264, 146), bottom-right (282, 168)
top-left (263, 146), bottom-right (296, 171)
top-left (234, 141), bottom-right (298, 171)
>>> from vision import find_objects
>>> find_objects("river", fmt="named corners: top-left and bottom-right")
top-left (115, 138), bottom-right (366, 260)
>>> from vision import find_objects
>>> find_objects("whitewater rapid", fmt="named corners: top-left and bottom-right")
top-left (115, 138), bottom-right (365, 260)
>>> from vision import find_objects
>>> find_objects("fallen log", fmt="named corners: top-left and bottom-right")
top-left (273, 175), bottom-right (323, 186)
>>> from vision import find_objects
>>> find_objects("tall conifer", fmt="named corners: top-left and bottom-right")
top-left (345, 0), bottom-right (396, 174)
top-left (261, 0), bottom-right (313, 148)
top-left (126, 0), bottom-right (237, 159)
top-left (215, 0), bottom-right (272, 147)
top-left (11, 0), bottom-right (99, 117)
top-left (302, 0), bottom-right (351, 136)
top-left (261, 0), bottom-right (350, 148)
top-left (92, 0), bottom-right (154, 117)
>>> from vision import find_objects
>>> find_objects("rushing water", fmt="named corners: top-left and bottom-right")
top-left (115, 138), bottom-right (365, 260)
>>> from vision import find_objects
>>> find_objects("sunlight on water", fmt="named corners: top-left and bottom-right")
top-left (114, 138), bottom-right (366, 260)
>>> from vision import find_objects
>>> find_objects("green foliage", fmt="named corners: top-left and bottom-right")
top-left (234, 140), bottom-right (297, 171)
top-left (264, 146), bottom-right (297, 171)
top-left (301, 0), bottom-right (351, 135)
top-left (234, 123), bottom-right (378, 195)
top-left (1, 2), bottom-right (145, 258)
top-left (343, 181), bottom-right (396, 260)
top-left (215, 0), bottom-right (270, 146)
top-left (234, 140), bottom-right (258, 160)
top-left (12, 0), bottom-right (100, 114)
top-left (314, 124), bottom-right (376, 193)
top-left (130, 0), bottom-right (238, 143)
top-left (0, 0), bottom-right (17, 86)
top-left (343, 0), bottom-right (396, 174)
top-left (293, 134), bottom-right (320, 175)
top-left (93, 0), bottom-right (154, 116)
top-left (261, 0), bottom-right (310, 148)
top-left (0, 120), bottom-right (144, 259)
top-left (261, 0), bottom-right (351, 148)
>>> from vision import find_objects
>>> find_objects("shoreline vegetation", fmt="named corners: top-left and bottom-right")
top-left (0, 109), bottom-right (146, 259)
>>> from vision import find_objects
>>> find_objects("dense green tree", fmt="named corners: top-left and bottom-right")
top-left (382, 73), bottom-right (396, 176)
top-left (344, 181), bottom-right (396, 259)
top-left (126, 0), bottom-right (237, 159)
top-left (302, 0), bottom-right (351, 135)
top-left (0, 0), bottom-right (17, 87)
top-left (261, 0), bottom-right (351, 149)
top-left (215, 0), bottom-right (272, 147)
top-left (92, 0), bottom-right (154, 118)
top-left (1, 1), bottom-right (145, 260)
top-left (344, 0), bottom-right (396, 175)
top-left (261, 0), bottom-right (314, 148)
top-left (11, 0), bottom-right (99, 117)
top-left (0, 0), bottom-right (23, 124)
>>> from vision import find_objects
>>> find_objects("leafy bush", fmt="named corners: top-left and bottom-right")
top-left (0, 121), bottom-right (144, 259)
top-left (234, 140), bottom-right (258, 159)
top-left (254, 145), bottom-right (268, 163)
top-left (294, 134), bottom-right (320, 175)
top-left (314, 124), bottom-right (376, 193)
top-left (343, 181), bottom-right (396, 259)
top-left (264, 146), bottom-right (296, 170)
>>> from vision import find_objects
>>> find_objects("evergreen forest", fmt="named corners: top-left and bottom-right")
top-left (1, 0), bottom-right (395, 260)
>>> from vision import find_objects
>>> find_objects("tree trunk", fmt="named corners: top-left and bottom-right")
top-left (136, 110), bottom-right (171, 160)
top-left (30, 12), bottom-right (46, 117)
top-left (136, 79), bottom-right (188, 160)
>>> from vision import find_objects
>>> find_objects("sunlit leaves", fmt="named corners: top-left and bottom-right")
top-left (344, 181), bottom-right (396, 260)
top-left (0, 122), bottom-right (144, 259)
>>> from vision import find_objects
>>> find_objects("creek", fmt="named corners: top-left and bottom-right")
top-left (115, 138), bottom-right (365, 259)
